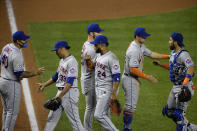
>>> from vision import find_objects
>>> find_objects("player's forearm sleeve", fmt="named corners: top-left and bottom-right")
top-left (113, 73), bottom-right (121, 82)
top-left (52, 72), bottom-right (58, 82)
top-left (161, 54), bottom-right (169, 59)
top-left (183, 74), bottom-right (192, 85)
top-left (66, 77), bottom-right (75, 85)
top-left (160, 64), bottom-right (170, 70)
top-left (129, 67), bottom-right (147, 79)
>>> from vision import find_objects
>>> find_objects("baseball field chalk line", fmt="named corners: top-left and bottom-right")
top-left (5, 0), bottom-right (39, 131)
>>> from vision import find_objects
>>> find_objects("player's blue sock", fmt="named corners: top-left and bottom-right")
top-left (123, 110), bottom-right (133, 131)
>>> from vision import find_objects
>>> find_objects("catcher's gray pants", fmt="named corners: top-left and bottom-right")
top-left (94, 88), bottom-right (118, 131)
top-left (167, 81), bottom-right (195, 130)
top-left (0, 78), bottom-right (21, 131)
top-left (167, 82), bottom-right (194, 111)
top-left (84, 89), bottom-right (96, 131)
top-left (44, 88), bottom-right (84, 131)
top-left (122, 75), bottom-right (140, 112)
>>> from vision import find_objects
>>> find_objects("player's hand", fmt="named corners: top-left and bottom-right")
top-left (37, 67), bottom-right (45, 75)
top-left (153, 60), bottom-right (161, 66)
top-left (146, 75), bottom-right (158, 83)
top-left (37, 83), bottom-right (45, 92)
top-left (84, 55), bottom-right (91, 61)
top-left (111, 93), bottom-right (117, 100)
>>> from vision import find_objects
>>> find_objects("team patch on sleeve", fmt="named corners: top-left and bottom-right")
top-left (185, 58), bottom-right (192, 64)
top-left (113, 65), bottom-right (119, 70)
top-left (70, 68), bottom-right (76, 74)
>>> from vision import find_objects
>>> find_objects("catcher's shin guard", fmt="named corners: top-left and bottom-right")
top-left (173, 109), bottom-right (186, 131)
top-left (123, 110), bottom-right (133, 130)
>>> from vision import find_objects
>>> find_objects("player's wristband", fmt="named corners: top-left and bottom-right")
top-left (161, 54), bottom-right (169, 59)
top-left (183, 74), bottom-right (192, 85)
top-left (186, 74), bottom-right (192, 80)
top-left (129, 67), bottom-right (147, 79)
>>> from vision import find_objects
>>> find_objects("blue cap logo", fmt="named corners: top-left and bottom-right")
top-left (90, 35), bottom-right (108, 45)
top-left (12, 31), bottom-right (30, 41)
top-left (170, 32), bottom-right (184, 47)
top-left (87, 24), bottom-right (104, 33)
top-left (51, 41), bottom-right (70, 51)
top-left (134, 27), bottom-right (150, 38)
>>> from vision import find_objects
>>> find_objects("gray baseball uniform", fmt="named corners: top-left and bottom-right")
top-left (168, 50), bottom-right (194, 110)
top-left (167, 49), bottom-right (196, 130)
top-left (44, 55), bottom-right (84, 131)
top-left (0, 43), bottom-right (24, 131)
top-left (122, 41), bottom-right (152, 111)
top-left (81, 41), bottom-right (97, 131)
top-left (94, 51), bottom-right (120, 131)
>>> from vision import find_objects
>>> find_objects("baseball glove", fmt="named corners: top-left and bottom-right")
top-left (43, 97), bottom-right (62, 111)
top-left (178, 86), bottom-right (191, 102)
top-left (109, 99), bottom-right (121, 115)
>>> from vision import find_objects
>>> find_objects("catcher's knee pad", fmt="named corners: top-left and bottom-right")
top-left (123, 110), bottom-right (133, 125)
top-left (162, 104), bottom-right (183, 122)
top-left (173, 109), bottom-right (183, 121)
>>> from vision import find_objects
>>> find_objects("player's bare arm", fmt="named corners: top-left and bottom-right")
top-left (20, 67), bottom-right (45, 78)
top-left (37, 78), bottom-right (55, 92)
top-left (129, 67), bottom-right (158, 83)
top-left (57, 83), bottom-right (72, 99)
top-left (153, 60), bottom-right (170, 70)
top-left (111, 81), bottom-right (119, 100)
top-left (150, 52), bottom-right (169, 59)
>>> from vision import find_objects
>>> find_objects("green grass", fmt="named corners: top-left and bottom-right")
top-left (28, 6), bottom-right (197, 131)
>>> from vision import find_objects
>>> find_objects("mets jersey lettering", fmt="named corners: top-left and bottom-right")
top-left (95, 51), bottom-right (120, 91)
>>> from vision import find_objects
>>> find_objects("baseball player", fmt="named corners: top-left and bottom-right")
top-left (38, 41), bottom-right (84, 131)
top-left (85, 35), bottom-right (121, 131)
top-left (0, 31), bottom-right (45, 131)
top-left (122, 27), bottom-right (169, 131)
top-left (81, 24), bottom-right (103, 131)
top-left (154, 33), bottom-right (197, 131)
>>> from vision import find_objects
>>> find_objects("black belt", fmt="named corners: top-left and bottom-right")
top-left (124, 73), bottom-right (138, 79)
top-left (57, 87), bottom-right (77, 90)
top-left (1, 77), bottom-right (18, 82)
top-left (124, 73), bottom-right (141, 84)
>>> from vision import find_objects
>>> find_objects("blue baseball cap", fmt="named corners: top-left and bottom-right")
top-left (134, 27), bottom-right (150, 38)
top-left (13, 31), bottom-right (30, 41)
top-left (87, 24), bottom-right (104, 33)
top-left (170, 32), bottom-right (184, 47)
top-left (51, 41), bottom-right (70, 51)
top-left (90, 35), bottom-right (108, 45)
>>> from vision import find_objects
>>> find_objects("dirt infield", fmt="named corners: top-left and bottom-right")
top-left (0, 0), bottom-right (197, 130)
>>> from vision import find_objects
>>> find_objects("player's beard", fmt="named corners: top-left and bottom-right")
top-left (170, 44), bottom-right (175, 50)
top-left (96, 48), bottom-right (102, 53)
top-left (93, 33), bottom-right (96, 39)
